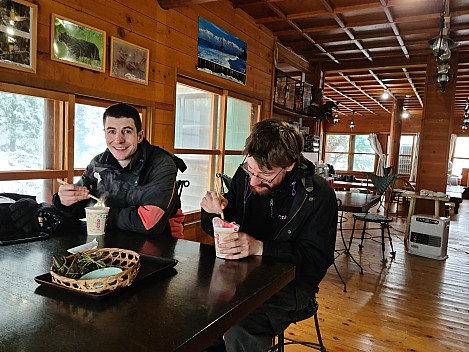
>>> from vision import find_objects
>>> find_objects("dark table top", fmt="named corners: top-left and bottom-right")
top-left (0, 224), bottom-right (295, 352)
top-left (335, 191), bottom-right (381, 213)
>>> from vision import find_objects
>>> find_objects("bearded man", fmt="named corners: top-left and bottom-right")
top-left (201, 119), bottom-right (337, 352)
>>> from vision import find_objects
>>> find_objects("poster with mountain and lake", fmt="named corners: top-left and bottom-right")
top-left (197, 17), bottom-right (247, 85)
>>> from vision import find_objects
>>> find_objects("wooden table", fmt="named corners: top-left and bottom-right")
top-left (332, 180), bottom-right (373, 191)
top-left (335, 191), bottom-right (381, 213)
top-left (446, 185), bottom-right (465, 214)
top-left (403, 192), bottom-right (450, 243)
top-left (0, 226), bottom-right (295, 352)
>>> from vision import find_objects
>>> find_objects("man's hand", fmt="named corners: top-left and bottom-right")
top-left (201, 191), bottom-right (228, 215)
top-left (217, 231), bottom-right (263, 260)
top-left (58, 184), bottom-right (90, 206)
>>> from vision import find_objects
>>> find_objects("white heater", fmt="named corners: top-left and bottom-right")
top-left (408, 215), bottom-right (450, 260)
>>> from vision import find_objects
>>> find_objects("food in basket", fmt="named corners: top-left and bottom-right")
top-left (52, 252), bottom-right (106, 279)
top-left (50, 248), bottom-right (141, 294)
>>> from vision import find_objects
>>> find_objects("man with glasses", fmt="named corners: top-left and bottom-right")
top-left (201, 119), bottom-right (337, 352)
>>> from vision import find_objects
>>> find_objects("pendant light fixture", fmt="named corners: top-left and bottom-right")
top-left (350, 111), bottom-right (355, 131)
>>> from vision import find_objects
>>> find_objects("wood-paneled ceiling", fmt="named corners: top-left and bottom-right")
top-left (228, 0), bottom-right (469, 126)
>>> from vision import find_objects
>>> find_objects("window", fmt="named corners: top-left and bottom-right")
top-left (452, 137), bottom-right (469, 176)
top-left (352, 135), bottom-right (375, 172)
top-left (174, 79), bottom-right (260, 213)
top-left (324, 135), bottom-right (349, 170)
top-left (0, 87), bottom-right (65, 202)
top-left (0, 84), bottom-right (148, 203)
top-left (74, 102), bottom-right (107, 168)
top-left (398, 135), bottom-right (414, 175)
top-left (324, 134), bottom-right (375, 172)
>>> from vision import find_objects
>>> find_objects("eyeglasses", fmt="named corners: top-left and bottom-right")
top-left (240, 160), bottom-right (284, 184)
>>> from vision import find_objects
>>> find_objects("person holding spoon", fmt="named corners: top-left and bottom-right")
top-left (52, 103), bottom-right (187, 238)
top-left (200, 119), bottom-right (337, 352)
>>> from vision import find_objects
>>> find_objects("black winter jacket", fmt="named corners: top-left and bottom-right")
top-left (53, 139), bottom-right (187, 237)
top-left (202, 157), bottom-right (337, 290)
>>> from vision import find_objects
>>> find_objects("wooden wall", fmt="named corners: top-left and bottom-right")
top-left (0, 0), bottom-right (275, 151)
top-left (0, 0), bottom-right (275, 243)
top-left (322, 112), bottom-right (422, 134)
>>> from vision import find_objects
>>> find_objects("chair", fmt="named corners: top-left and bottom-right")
top-left (270, 295), bottom-right (326, 352)
top-left (391, 176), bottom-right (415, 215)
top-left (215, 173), bottom-right (232, 194)
top-left (366, 173), bottom-right (395, 213)
top-left (348, 173), bottom-right (397, 265)
top-left (383, 166), bottom-right (392, 176)
top-left (176, 179), bottom-right (190, 197)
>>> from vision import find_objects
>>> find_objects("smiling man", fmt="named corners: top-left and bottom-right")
top-left (201, 119), bottom-right (337, 352)
top-left (53, 103), bottom-right (187, 237)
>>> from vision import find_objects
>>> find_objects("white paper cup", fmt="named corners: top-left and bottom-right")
top-left (214, 227), bottom-right (236, 259)
top-left (85, 206), bottom-right (110, 235)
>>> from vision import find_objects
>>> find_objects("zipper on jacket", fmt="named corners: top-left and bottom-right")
top-left (274, 193), bottom-right (311, 240)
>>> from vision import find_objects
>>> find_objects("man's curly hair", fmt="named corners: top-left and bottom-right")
top-left (243, 119), bottom-right (304, 169)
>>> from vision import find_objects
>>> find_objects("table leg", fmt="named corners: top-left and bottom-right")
top-left (340, 212), bottom-right (364, 275)
top-left (434, 200), bottom-right (440, 217)
top-left (405, 197), bottom-right (416, 243)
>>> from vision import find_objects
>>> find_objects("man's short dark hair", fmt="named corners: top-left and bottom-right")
top-left (103, 103), bottom-right (142, 132)
top-left (243, 119), bottom-right (304, 169)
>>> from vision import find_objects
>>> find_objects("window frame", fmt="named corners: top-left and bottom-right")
top-left (451, 136), bottom-right (469, 176)
top-left (324, 133), bottom-right (376, 173)
top-left (174, 76), bottom-right (262, 213)
top-left (0, 82), bottom-right (152, 202)
top-left (397, 134), bottom-right (416, 175)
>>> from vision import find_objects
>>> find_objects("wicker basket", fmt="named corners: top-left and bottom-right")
top-left (50, 248), bottom-right (141, 294)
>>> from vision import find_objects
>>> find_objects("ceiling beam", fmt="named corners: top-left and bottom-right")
top-left (322, 55), bottom-right (429, 72)
top-left (156, 0), bottom-right (216, 10)
top-left (276, 42), bottom-right (312, 73)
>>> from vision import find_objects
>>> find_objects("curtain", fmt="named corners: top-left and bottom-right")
top-left (409, 133), bottom-right (420, 182)
top-left (368, 133), bottom-right (386, 176)
top-left (448, 134), bottom-right (457, 173)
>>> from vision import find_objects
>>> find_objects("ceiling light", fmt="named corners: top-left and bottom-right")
top-left (350, 111), bottom-right (355, 131)
top-left (463, 98), bottom-right (469, 132)
top-left (401, 110), bottom-right (410, 119)
top-left (333, 112), bottom-right (339, 125)
top-left (428, 1), bottom-right (458, 92)
top-left (381, 90), bottom-right (390, 99)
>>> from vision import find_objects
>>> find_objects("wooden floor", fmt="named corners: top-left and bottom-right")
top-left (284, 200), bottom-right (469, 351)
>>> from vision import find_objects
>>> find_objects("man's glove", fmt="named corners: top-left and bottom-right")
top-left (9, 198), bottom-right (40, 233)
top-left (0, 206), bottom-right (16, 235)
top-left (36, 206), bottom-right (64, 232)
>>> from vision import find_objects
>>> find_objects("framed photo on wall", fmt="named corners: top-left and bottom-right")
top-left (197, 17), bottom-right (247, 85)
top-left (51, 14), bottom-right (106, 72)
top-left (0, 0), bottom-right (37, 73)
top-left (110, 37), bottom-right (149, 85)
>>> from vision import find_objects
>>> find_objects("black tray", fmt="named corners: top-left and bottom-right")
top-left (0, 231), bottom-right (50, 246)
top-left (34, 254), bottom-right (177, 299)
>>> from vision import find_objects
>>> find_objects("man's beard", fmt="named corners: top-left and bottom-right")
top-left (251, 183), bottom-right (274, 196)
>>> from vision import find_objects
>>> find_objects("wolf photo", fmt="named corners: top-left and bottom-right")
top-left (51, 14), bottom-right (105, 72)
top-left (0, 0), bottom-right (37, 73)
top-left (110, 37), bottom-right (149, 85)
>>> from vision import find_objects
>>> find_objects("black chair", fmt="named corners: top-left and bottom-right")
top-left (383, 166), bottom-right (392, 176)
top-left (348, 173), bottom-right (397, 265)
top-left (176, 179), bottom-right (190, 197)
top-left (215, 173), bottom-right (232, 194)
top-left (270, 295), bottom-right (326, 352)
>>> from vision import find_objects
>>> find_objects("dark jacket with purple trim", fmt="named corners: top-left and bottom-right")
top-left (201, 157), bottom-right (337, 291)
